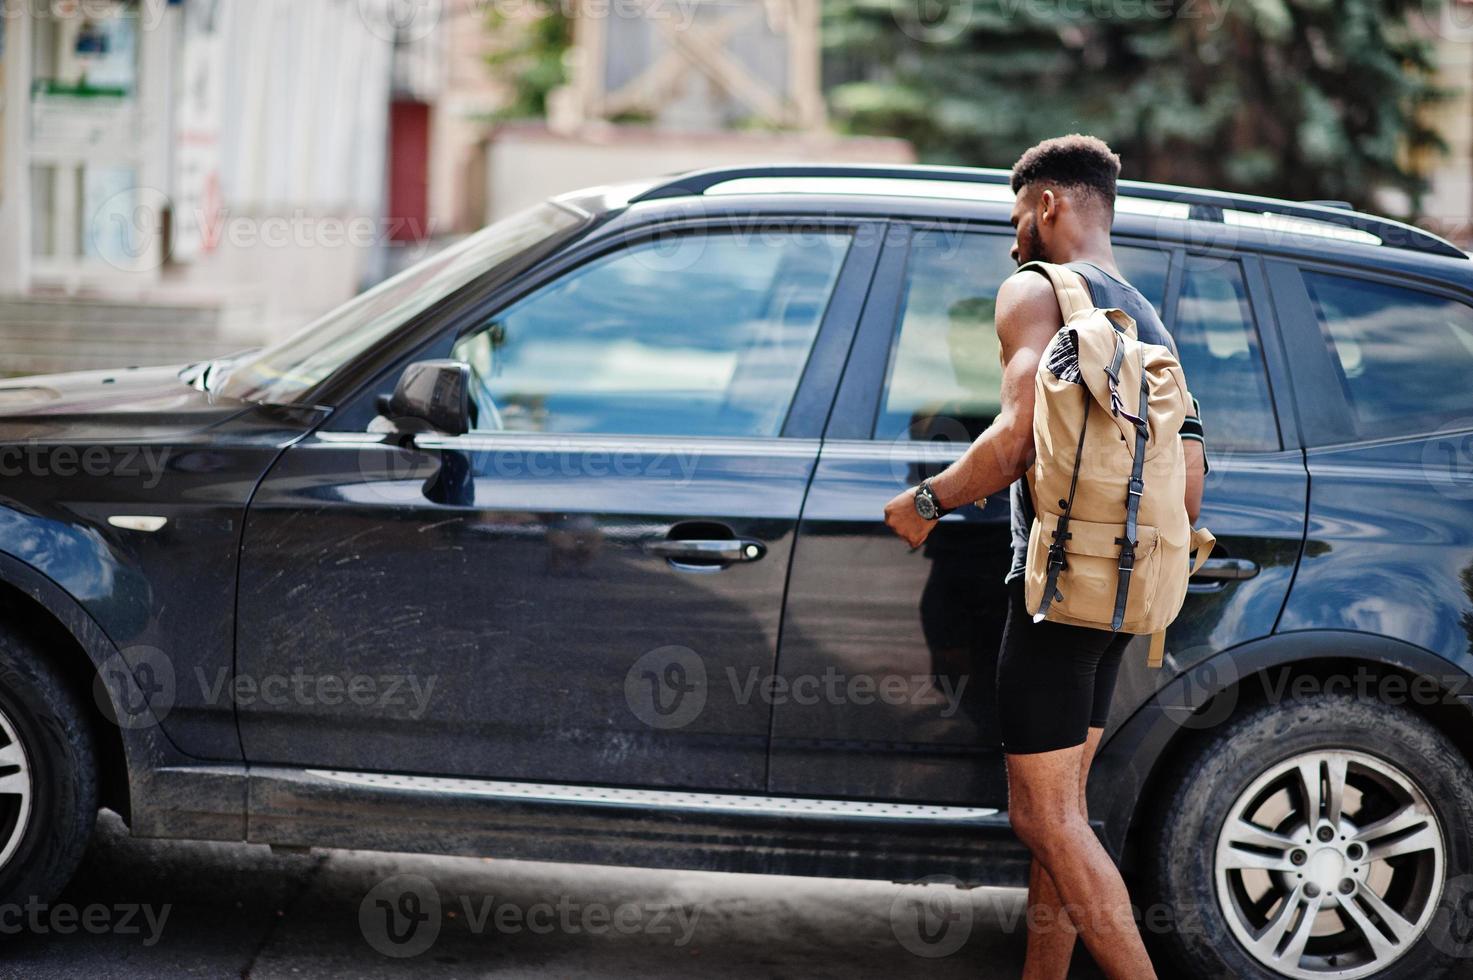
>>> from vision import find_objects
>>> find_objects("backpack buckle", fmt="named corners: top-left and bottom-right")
top-left (1114, 536), bottom-right (1137, 572)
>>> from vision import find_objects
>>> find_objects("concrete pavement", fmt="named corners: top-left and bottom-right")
top-left (4, 811), bottom-right (1110, 978)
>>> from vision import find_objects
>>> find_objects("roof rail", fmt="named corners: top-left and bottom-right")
top-left (631, 164), bottom-right (1467, 260)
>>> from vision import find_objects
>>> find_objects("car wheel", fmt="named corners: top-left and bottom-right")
top-left (1144, 692), bottom-right (1473, 979)
top-left (0, 626), bottom-right (98, 907)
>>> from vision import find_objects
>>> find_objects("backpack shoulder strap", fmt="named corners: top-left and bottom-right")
top-left (1111, 344), bottom-right (1151, 632)
top-left (1018, 261), bottom-right (1094, 321)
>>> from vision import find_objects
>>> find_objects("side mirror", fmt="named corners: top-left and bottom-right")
top-left (378, 360), bottom-right (471, 436)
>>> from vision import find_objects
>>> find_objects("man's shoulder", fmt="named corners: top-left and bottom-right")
top-left (996, 269), bottom-right (1061, 340)
top-left (997, 266), bottom-right (1059, 310)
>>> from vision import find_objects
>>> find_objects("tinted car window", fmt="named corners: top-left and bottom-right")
top-left (1115, 245), bottom-right (1170, 318)
top-left (875, 235), bottom-right (1170, 442)
top-left (216, 203), bottom-right (584, 404)
top-left (876, 232), bottom-right (1013, 442)
top-left (451, 230), bottom-right (851, 437)
top-left (1172, 257), bottom-right (1280, 452)
top-left (1303, 271), bottom-right (1473, 439)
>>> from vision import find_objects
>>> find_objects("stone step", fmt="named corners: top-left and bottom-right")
top-left (0, 295), bottom-right (265, 379)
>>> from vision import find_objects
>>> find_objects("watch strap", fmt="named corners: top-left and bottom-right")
top-left (919, 480), bottom-right (953, 519)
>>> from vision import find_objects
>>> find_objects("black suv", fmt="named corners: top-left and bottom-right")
top-left (1, 165), bottom-right (1471, 978)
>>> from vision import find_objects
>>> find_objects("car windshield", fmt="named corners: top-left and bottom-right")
top-left (210, 202), bottom-right (587, 404)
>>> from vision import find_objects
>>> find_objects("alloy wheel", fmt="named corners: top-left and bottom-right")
top-left (1214, 749), bottom-right (1444, 978)
top-left (0, 706), bottom-right (32, 871)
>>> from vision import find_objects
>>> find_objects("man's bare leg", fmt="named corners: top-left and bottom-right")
top-left (1006, 739), bottom-right (1155, 980)
top-left (1020, 727), bottom-right (1103, 980)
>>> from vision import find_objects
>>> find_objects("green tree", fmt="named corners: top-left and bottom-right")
top-left (825, 0), bottom-right (1449, 213)
top-left (485, 1), bottom-right (574, 121)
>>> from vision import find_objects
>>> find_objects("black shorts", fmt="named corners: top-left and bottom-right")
top-left (996, 578), bottom-right (1131, 755)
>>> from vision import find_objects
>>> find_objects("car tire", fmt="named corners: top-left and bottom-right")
top-left (1143, 692), bottom-right (1473, 980)
top-left (0, 625), bottom-right (98, 908)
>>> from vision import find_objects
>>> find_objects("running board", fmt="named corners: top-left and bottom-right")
top-left (246, 766), bottom-right (1028, 886)
top-left (304, 770), bottom-right (1002, 824)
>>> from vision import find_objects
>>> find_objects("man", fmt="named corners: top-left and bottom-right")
top-left (883, 134), bottom-right (1207, 980)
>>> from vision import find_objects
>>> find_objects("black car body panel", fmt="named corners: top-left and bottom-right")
top-left (235, 430), bottom-right (817, 789)
top-left (0, 366), bottom-right (324, 759)
top-left (1262, 258), bottom-right (1473, 669)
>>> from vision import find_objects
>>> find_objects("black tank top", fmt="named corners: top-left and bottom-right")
top-left (1005, 261), bottom-right (1177, 583)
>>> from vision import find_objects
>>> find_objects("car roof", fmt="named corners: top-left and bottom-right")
top-left (561, 165), bottom-right (1473, 290)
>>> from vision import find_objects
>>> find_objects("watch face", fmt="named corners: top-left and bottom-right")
top-left (914, 488), bottom-right (938, 521)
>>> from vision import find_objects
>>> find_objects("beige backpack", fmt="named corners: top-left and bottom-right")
top-left (1020, 262), bottom-right (1215, 668)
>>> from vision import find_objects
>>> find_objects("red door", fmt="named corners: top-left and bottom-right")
top-left (388, 100), bottom-right (431, 242)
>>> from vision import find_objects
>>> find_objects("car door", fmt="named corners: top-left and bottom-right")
top-left (768, 228), bottom-right (1305, 805)
top-left (766, 224), bottom-right (1158, 803)
top-left (234, 218), bottom-right (881, 791)
top-left (1267, 260), bottom-right (1473, 662)
top-left (1107, 251), bottom-right (1310, 711)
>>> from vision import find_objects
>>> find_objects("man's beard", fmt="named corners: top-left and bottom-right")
top-left (1019, 220), bottom-right (1050, 266)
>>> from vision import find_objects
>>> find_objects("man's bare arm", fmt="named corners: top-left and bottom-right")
top-left (929, 272), bottom-right (1059, 506)
top-left (883, 272), bottom-right (1061, 547)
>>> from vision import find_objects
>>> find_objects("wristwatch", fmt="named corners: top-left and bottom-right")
top-left (913, 480), bottom-right (949, 521)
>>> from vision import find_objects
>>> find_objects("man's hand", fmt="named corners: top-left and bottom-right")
top-left (884, 487), bottom-right (934, 549)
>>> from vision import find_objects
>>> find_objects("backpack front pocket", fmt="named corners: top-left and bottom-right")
top-left (1025, 512), bottom-right (1161, 630)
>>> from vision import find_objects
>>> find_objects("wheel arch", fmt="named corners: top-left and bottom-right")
top-left (0, 550), bottom-right (180, 823)
top-left (1094, 630), bottom-right (1473, 863)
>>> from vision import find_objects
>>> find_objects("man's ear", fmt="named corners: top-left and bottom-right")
top-left (1039, 188), bottom-right (1057, 225)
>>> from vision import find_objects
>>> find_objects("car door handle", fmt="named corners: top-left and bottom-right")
top-left (644, 538), bottom-right (766, 568)
top-left (1191, 557), bottom-right (1259, 581)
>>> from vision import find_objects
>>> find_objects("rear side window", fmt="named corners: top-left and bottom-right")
top-left (875, 231), bottom-right (1015, 442)
top-left (1171, 257), bottom-right (1280, 452)
top-left (1115, 245), bottom-right (1169, 319)
top-left (875, 234), bottom-right (1171, 442)
top-left (1303, 271), bottom-right (1473, 440)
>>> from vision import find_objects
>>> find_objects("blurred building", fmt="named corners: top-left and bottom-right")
top-left (0, 0), bottom-right (430, 375)
top-left (0, 0), bottom-right (912, 377)
top-left (1420, 22), bottom-right (1473, 248)
top-left (481, 0), bottom-right (912, 221)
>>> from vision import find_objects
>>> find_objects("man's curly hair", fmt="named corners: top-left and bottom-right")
top-left (1009, 135), bottom-right (1121, 213)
